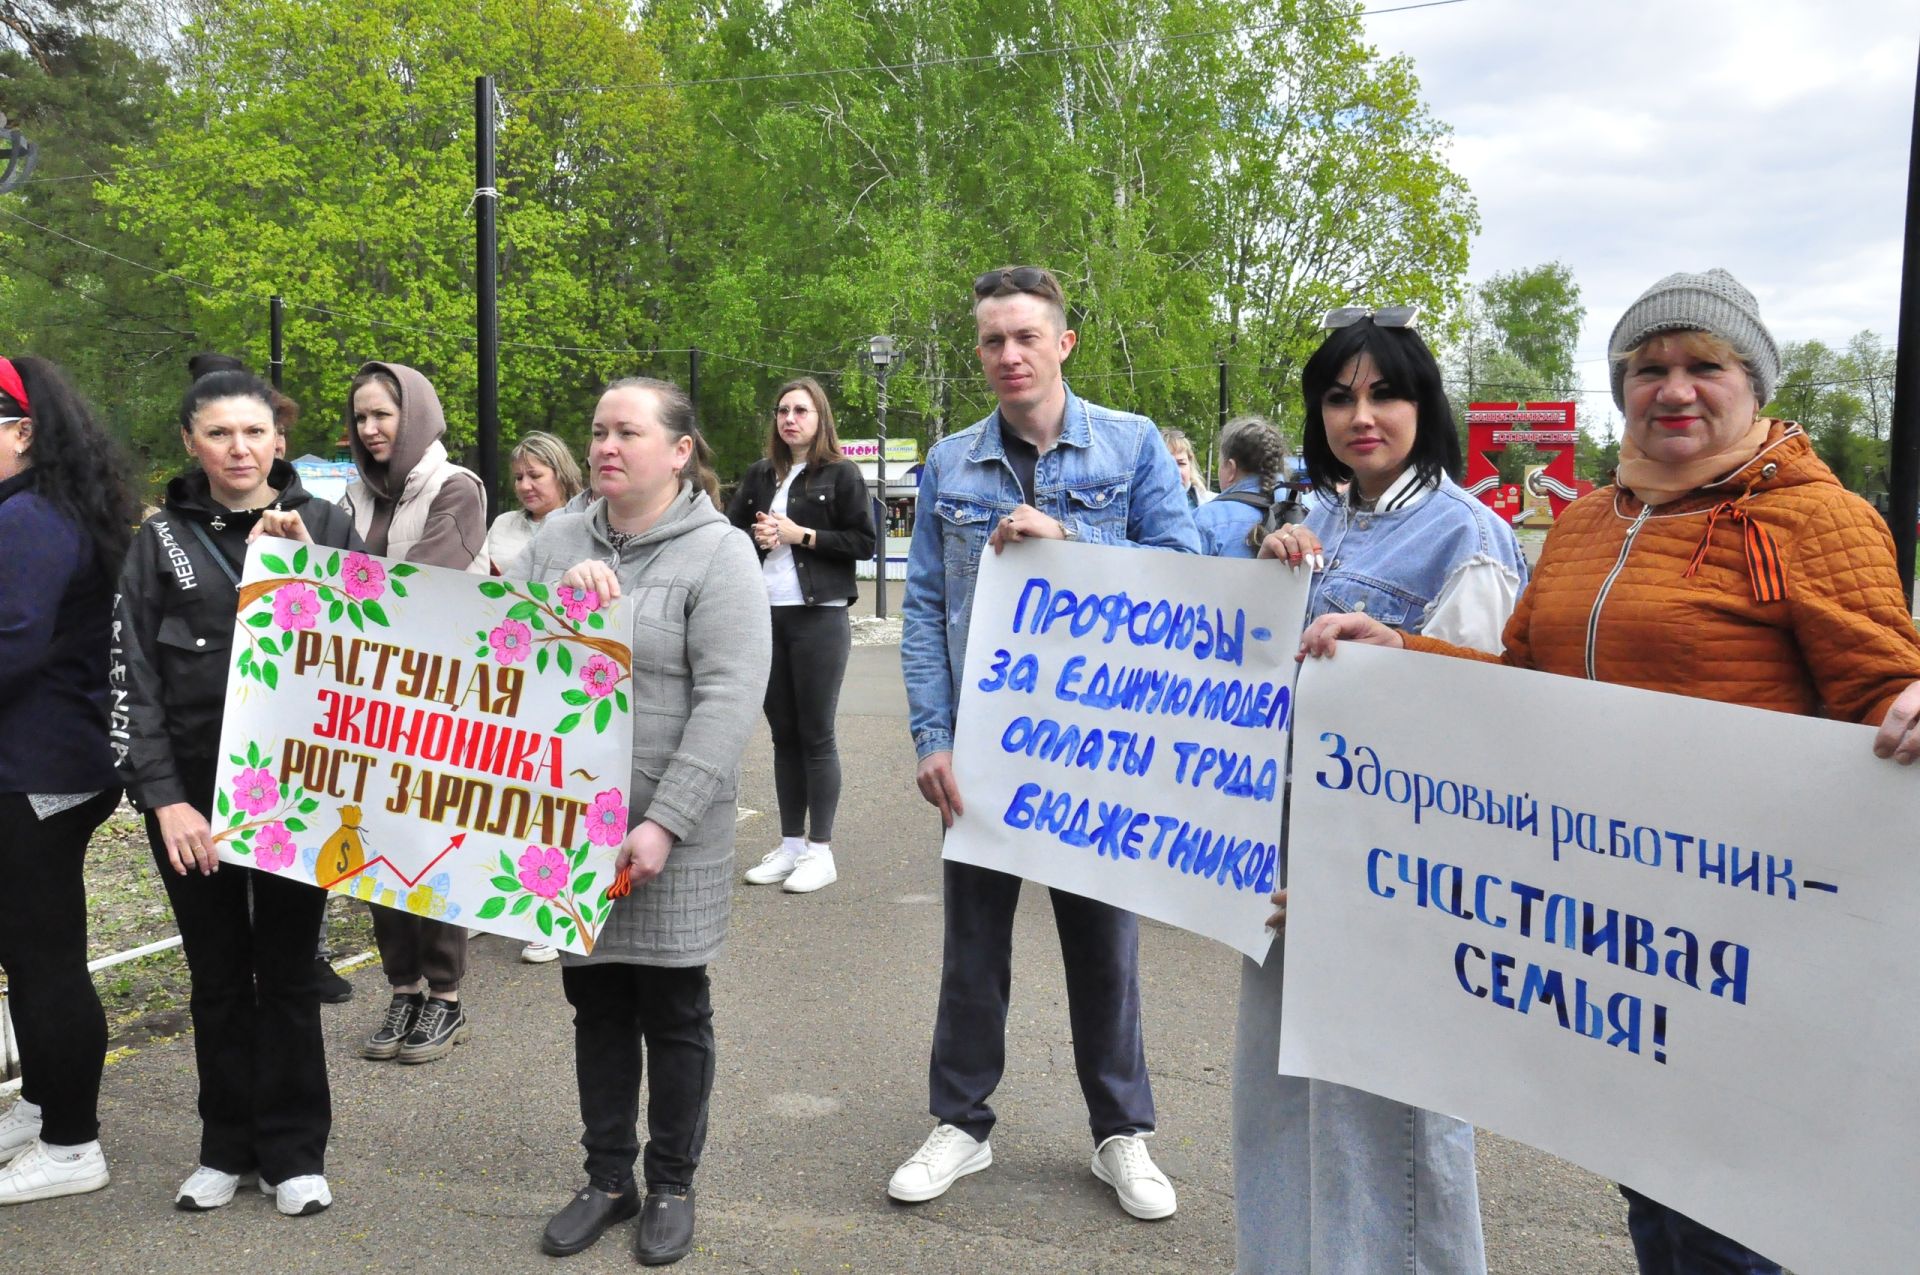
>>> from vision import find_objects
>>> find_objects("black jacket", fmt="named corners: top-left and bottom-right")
top-left (113, 461), bottom-right (361, 810)
top-left (726, 457), bottom-right (876, 605)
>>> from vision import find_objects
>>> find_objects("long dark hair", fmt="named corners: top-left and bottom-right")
top-left (766, 376), bottom-right (844, 485)
top-left (3, 355), bottom-right (139, 572)
top-left (603, 376), bottom-right (720, 509)
top-left (1300, 320), bottom-right (1460, 496)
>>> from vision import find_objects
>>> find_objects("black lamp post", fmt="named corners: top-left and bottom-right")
top-left (867, 334), bottom-right (899, 617)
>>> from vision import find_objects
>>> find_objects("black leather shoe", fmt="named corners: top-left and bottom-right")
top-left (314, 958), bottom-right (354, 1004)
top-left (634, 1187), bottom-right (695, 1266)
top-left (541, 1183), bottom-right (639, 1257)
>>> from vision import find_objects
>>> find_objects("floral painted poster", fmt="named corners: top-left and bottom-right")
top-left (210, 537), bottom-right (633, 955)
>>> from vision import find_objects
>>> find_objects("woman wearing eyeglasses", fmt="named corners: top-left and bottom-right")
top-left (1235, 309), bottom-right (1526, 1273)
top-left (726, 377), bottom-right (875, 895)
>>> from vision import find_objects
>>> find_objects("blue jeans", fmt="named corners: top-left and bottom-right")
top-left (1621, 1187), bottom-right (1782, 1275)
top-left (1233, 943), bottom-right (1486, 1274)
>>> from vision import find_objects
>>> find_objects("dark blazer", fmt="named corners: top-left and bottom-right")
top-left (726, 456), bottom-right (876, 605)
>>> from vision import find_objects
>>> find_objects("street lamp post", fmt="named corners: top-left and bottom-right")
top-left (866, 335), bottom-right (899, 618)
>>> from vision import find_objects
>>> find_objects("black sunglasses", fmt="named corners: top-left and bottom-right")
top-left (1322, 305), bottom-right (1420, 331)
top-left (973, 266), bottom-right (1058, 299)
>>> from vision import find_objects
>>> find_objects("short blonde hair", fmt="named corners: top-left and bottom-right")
top-left (509, 430), bottom-right (584, 502)
top-left (1616, 330), bottom-right (1763, 401)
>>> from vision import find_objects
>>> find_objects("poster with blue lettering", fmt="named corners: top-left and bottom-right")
top-left (945, 539), bottom-right (1310, 958)
top-left (1283, 644), bottom-right (1920, 1274)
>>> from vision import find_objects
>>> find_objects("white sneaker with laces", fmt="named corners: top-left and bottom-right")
top-left (887, 1123), bottom-right (991, 1202)
top-left (782, 849), bottom-right (837, 894)
top-left (743, 846), bottom-right (800, 885)
top-left (1091, 1133), bottom-right (1176, 1220)
top-left (259, 1173), bottom-right (332, 1216)
top-left (0, 1139), bottom-right (109, 1204)
top-left (0, 1100), bottom-right (42, 1163)
top-left (175, 1165), bottom-right (242, 1211)
top-left (521, 942), bottom-right (559, 963)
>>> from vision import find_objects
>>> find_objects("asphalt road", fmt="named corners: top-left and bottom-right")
top-left (0, 643), bottom-right (1637, 1274)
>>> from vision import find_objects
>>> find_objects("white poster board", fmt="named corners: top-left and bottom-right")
top-left (945, 539), bottom-right (1310, 957)
top-left (210, 539), bottom-right (635, 955)
top-left (1283, 644), bottom-right (1920, 1274)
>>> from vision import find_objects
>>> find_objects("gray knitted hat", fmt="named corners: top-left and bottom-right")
top-left (1607, 268), bottom-right (1780, 409)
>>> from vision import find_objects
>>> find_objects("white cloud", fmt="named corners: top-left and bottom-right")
top-left (1363, 0), bottom-right (1919, 425)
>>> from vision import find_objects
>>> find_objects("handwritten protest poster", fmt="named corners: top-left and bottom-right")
top-left (1283, 644), bottom-right (1920, 1274)
top-left (209, 538), bottom-right (634, 956)
top-left (946, 539), bottom-right (1309, 957)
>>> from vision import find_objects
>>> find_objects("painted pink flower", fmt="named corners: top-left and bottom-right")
top-left (518, 845), bottom-right (570, 899)
top-left (231, 767), bottom-right (279, 816)
top-left (271, 583), bottom-right (321, 632)
top-left (254, 822), bottom-right (297, 872)
top-left (557, 584), bottom-right (600, 621)
top-left (489, 619), bottom-right (533, 665)
top-left (584, 789), bottom-right (628, 847)
top-left (579, 654), bottom-right (620, 699)
top-left (340, 551), bottom-right (386, 601)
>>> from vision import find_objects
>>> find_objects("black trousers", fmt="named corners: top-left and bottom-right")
top-left (371, 906), bottom-right (468, 994)
top-left (148, 757), bottom-right (331, 1179)
top-left (561, 963), bottom-right (713, 1192)
top-left (0, 789), bottom-right (116, 1146)
top-left (928, 858), bottom-right (1156, 1143)
top-left (764, 604), bottom-right (851, 841)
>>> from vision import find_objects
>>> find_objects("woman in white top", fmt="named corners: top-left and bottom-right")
top-left (725, 378), bottom-right (876, 895)
top-left (484, 431), bottom-right (584, 575)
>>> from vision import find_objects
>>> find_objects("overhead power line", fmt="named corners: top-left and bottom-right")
top-left (505, 0), bottom-right (1469, 97)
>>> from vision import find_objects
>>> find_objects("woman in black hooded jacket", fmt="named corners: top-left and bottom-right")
top-left (114, 369), bottom-right (360, 1218)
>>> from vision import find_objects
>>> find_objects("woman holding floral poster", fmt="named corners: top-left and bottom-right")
top-left (513, 377), bottom-right (769, 1265)
top-left (115, 369), bottom-right (360, 1217)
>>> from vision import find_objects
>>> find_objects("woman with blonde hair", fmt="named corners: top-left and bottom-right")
top-left (726, 377), bottom-right (874, 895)
top-left (484, 430), bottom-right (584, 576)
top-left (1159, 426), bottom-right (1212, 507)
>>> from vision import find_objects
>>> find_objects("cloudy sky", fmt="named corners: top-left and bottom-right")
top-left (1362, 0), bottom-right (1918, 432)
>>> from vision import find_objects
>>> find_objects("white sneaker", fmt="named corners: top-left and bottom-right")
top-left (175, 1165), bottom-right (242, 1211)
top-left (887, 1123), bottom-right (991, 1202)
top-left (0, 1139), bottom-right (109, 1204)
top-left (259, 1173), bottom-right (332, 1216)
top-left (521, 942), bottom-right (559, 963)
top-left (782, 849), bottom-right (837, 894)
top-left (0, 1100), bottom-right (41, 1163)
top-left (743, 846), bottom-right (800, 885)
top-left (1091, 1133), bottom-right (1176, 1220)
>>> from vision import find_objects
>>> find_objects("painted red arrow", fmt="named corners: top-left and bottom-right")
top-left (320, 833), bottom-right (467, 892)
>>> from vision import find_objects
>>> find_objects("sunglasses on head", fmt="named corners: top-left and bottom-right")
top-left (1322, 305), bottom-right (1420, 331)
top-left (973, 266), bottom-right (1057, 298)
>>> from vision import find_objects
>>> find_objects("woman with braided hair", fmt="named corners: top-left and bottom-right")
top-left (1191, 414), bottom-right (1291, 558)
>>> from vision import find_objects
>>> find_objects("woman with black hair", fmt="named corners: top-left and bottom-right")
top-left (1233, 311), bottom-right (1526, 1273)
top-left (0, 355), bottom-right (139, 1206)
top-left (115, 368), bottom-right (361, 1216)
top-left (726, 377), bottom-right (874, 895)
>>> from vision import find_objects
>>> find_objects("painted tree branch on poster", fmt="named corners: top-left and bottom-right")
top-left (209, 537), bottom-right (634, 955)
top-left (1283, 644), bottom-right (1920, 1275)
top-left (945, 540), bottom-right (1309, 957)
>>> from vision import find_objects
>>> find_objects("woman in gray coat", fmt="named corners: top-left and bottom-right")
top-left (515, 377), bottom-right (769, 1266)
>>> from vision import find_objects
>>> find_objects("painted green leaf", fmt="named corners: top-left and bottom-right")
top-left (328, 599), bottom-right (344, 623)
top-left (498, 851), bottom-right (516, 874)
top-left (347, 604), bottom-right (364, 632)
top-left (527, 582), bottom-right (550, 602)
top-left (530, 615), bottom-right (546, 632)
top-left (284, 817), bottom-right (306, 833)
top-left (556, 915), bottom-right (576, 935)
top-left (491, 874), bottom-right (520, 892)
top-left (555, 712), bottom-right (581, 735)
top-left (247, 611), bottom-right (273, 628)
top-left (615, 690), bottom-right (629, 713)
top-left (506, 600), bottom-right (538, 621)
top-left (362, 600), bottom-right (388, 626)
top-left (299, 798), bottom-right (318, 814)
top-left (326, 551), bottom-right (339, 577)
top-left (556, 645), bottom-right (573, 675)
top-left (229, 810), bottom-right (245, 828)
top-left (292, 545), bottom-right (308, 574)
top-left (587, 612), bottom-right (606, 631)
top-left (391, 564), bottom-right (417, 579)
top-left (473, 646), bottom-right (488, 658)
top-left (248, 740), bottom-right (264, 765)
top-left (216, 789), bottom-right (230, 817)
top-left (511, 893), bottom-right (535, 916)
top-left (593, 698), bottom-right (612, 733)
top-left (476, 897), bottom-right (506, 920)
top-left (537, 905), bottom-right (554, 937)
top-left (573, 871), bottom-right (596, 897)
top-left (477, 580), bottom-right (507, 598)
top-left (571, 843), bottom-right (589, 869)
top-left (260, 554), bottom-right (289, 574)
top-left (262, 661), bottom-right (279, 690)
top-left (535, 647), bottom-right (549, 674)
top-left (561, 689), bottom-right (589, 707)
top-left (391, 581), bottom-right (408, 598)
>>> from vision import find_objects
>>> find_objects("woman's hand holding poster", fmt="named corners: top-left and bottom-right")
top-left (209, 537), bottom-right (633, 956)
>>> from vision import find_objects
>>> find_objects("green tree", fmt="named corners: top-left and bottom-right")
top-left (1768, 337), bottom-right (1882, 493)
top-left (1441, 262), bottom-right (1593, 484)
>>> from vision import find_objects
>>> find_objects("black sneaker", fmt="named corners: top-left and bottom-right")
top-left (396, 997), bottom-right (468, 1064)
top-left (314, 957), bottom-right (354, 1005)
top-left (361, 992), bottom-right (424, 1061)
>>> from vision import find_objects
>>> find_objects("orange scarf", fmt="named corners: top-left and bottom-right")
top-left (1615, 416), bottom-right (1770, 508)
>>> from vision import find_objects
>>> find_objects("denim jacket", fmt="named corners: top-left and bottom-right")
top-left (901, 386), bottom-right (1200, 758)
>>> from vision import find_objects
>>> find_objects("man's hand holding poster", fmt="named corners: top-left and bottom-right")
top-left (209, 538), bottom-right (633, 956)
top-left (945, 540), bottom-right (1309, 958)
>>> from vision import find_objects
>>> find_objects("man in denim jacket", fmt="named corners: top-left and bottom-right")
top-left (888, 266), bottom-right (1199, 1221)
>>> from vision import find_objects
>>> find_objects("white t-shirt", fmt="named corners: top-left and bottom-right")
top-left (763, 466), bottom-right (807, 606)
